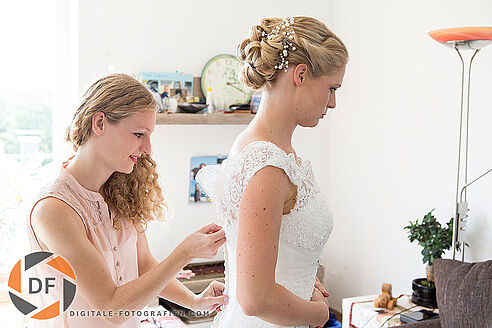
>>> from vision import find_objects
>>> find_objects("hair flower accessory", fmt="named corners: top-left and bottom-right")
top-left (261, 17), bottom-right (297, 72)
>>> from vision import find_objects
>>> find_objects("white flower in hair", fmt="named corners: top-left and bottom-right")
top-left (262, 17), bottom-right (297, 72)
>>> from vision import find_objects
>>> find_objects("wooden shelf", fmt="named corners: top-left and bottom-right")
top-left (156, 113), bottom-right (255, 125)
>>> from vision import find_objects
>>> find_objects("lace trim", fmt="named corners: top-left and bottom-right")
top-left (198, 141), bottom-right (318, 221)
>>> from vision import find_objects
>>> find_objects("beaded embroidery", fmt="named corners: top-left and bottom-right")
top-left (261, 17), bottom-right (297, 72)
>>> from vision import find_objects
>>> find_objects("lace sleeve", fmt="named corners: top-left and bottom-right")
top-left (197, 141), bottom-right (303, 223)
top-left (195, 164), bottom-right (225, 204)
top-left (237, 141), bottom-right (301, 196)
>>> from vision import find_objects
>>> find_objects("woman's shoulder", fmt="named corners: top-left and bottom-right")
top-left (229, 134), bottom-right (291, 161)
top-left (30, 196), bottom-right (88, 248)
top-left (228, 132), bottom-right (263, 158)
top-left (226, 136), bottom-right (301, 185)
top-left (30, 167), bottom-right (96, 236)
top-left (36, 167), bottom-right (75, 198)
top-left (31, 196), bottom-right (79, 222)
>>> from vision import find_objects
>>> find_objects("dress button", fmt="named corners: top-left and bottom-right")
top-left (113, 246), bottom-right (117, 252)
top-left (119, 276), bottom-right (123, 281)
top-left (116, 261), bottom-right (120, 267)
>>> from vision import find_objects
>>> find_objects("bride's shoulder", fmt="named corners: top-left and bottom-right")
top-left (228, 132), bottom-right (271, 159)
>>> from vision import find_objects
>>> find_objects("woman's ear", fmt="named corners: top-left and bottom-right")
top-left (293, 64), bottom-right (308, 86)
top-left (92, 112), bottom-right (106, 136)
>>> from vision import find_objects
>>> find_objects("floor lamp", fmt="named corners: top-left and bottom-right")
top-left (428, 27), bottom-right (492, 261)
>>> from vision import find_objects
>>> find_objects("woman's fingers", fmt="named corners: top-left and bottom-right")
top-left (211, 281), bottom-right (225, 294)
top-left (211, 295), bottom-right (229, 305)
top-left (208, 228), bottom-right (225, 242)
top-left (198, 223), bottom-right (222, 234)
top-left (215, 236), bottom-right (226, 247)
top-left (201, 294), bottom-right (229, 312)
top-left (187, 223), bottom-right (226, 259)
top-left (175, 269), bottom-right (195, 279)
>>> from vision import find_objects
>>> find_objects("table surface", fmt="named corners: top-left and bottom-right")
top-left (342, 294), bottom-right (438, 328)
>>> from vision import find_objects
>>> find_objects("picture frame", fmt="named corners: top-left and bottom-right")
top-left (189, 156), bottom-right (227, 203)
top-left (140, 72), bottom-right (194, 111)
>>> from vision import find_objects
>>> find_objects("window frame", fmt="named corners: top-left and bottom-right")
top-left (0, 0), bottom-right (79, 293)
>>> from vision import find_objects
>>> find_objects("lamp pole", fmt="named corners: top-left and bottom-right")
top-left (428, 27), bottom-right (492, 261)
top-left (452, 44), bottom-right (480, 261)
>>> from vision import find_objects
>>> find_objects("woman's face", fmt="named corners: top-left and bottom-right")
top-left (98, 109), bottom-right (156, 174)
top-left (297, 66), bottom-right (345, 127)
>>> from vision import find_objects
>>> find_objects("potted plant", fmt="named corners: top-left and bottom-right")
top-left (404, 209), bottom-right (461, 308)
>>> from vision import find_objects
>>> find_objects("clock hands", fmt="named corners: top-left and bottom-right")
top-left (226, 81), bottom-right (250, 95)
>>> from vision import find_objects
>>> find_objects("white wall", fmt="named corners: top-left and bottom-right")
top-left (77, 0), bottom-right (492, 313)
top-left (323, 0), bottom-right (492, 311)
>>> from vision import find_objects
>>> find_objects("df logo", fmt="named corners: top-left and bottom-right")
top-left (8, 251), bottom-right (77, 320)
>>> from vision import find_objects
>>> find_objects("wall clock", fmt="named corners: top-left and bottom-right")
top-left (201, 54), bottom-right (252, 110)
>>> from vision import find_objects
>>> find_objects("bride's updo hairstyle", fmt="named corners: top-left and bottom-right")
top-left (237, 16), bottom-right (348, 90)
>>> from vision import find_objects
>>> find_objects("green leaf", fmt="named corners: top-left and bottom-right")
top-left (405, 209), bottom-right (453, 265)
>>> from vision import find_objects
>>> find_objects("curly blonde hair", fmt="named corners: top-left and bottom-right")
top-left (66, 73), bottom-right (166, 230)
top-left (237, 16), bottom-right (348, 90)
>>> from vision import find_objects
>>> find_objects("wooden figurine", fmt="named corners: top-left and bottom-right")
top-left (374, 283), bottom-right (398, 310)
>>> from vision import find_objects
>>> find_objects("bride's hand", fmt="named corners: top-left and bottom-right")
top-left (176, 223), bottom-right (226, 261)
top-left (314, 276), bottom-right (330, 297)
top-left (192, 280), bottom-right (229, 312)
top-left (310, 283), bottom-right (330, 328)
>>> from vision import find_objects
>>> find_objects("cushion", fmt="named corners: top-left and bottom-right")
top-left (403, 318), bottom-right (441, 328)
top-left (434, 259), bottom-right (492, 328)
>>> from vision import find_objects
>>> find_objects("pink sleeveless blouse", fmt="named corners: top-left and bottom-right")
top-left (27, 161), bottom-right (140, 327)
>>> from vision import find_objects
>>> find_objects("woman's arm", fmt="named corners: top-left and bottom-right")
top-left (31, 198), bottom-right (225, 325)
top-left (137, 226), bottom-right (228, 312)
top-left (236, 166), bottom-right (328, 327)
top-left (136, 225), bottom-right (195, 308)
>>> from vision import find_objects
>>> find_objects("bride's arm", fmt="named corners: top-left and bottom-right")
top-left (236, 166), bottom-right (329, 327)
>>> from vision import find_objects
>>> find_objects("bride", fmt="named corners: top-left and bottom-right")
top-left (197, 16), bottom-right (347, 328)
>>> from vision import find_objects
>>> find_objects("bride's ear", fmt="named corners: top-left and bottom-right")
top-left (293, 64), bottom-right (308, 87)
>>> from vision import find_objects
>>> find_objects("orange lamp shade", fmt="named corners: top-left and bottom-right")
top-left (428, 27), bottom-right (492, 43)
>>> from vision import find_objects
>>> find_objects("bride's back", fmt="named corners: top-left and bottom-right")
top-left (196, 140), bottom-right (334, 328)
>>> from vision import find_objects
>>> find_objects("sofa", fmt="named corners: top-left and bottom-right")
top-left (403, 259), bottom-right (491, 328)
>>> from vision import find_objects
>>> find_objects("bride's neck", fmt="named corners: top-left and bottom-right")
top-left (251, 91), bottom-right (297, 151)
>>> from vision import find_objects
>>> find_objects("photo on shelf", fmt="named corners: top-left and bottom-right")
top-left (140, 72), bottom-right (194, 112)
top-left (189, 155), bottom-right (227, 203)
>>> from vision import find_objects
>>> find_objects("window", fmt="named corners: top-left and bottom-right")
top-left (0, 4), bottom-right (77, 326)
top-left (0, 0), bottom-right (57, 276)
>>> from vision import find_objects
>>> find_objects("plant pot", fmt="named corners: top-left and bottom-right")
top-left (411, 278), bottom-right (437, 308)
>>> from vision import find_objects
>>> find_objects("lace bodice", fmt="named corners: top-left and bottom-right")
top-left (196, 141), bottom-right (334, 328)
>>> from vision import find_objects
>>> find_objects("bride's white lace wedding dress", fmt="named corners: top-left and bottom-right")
top-left (196, 141), bottom-right (334, 328)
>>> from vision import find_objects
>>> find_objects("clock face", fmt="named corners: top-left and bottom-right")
top-left (201, 54), bottom-right (253, 110)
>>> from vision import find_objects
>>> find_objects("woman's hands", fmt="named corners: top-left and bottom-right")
top-left (310, 277), bottom-right (330, 328)
top-left (176, 223), bottom-right (226, 262)
top-left (175, 269), bottom-right (195, 279)
top-left (192, 280), bottom-right (228, 312)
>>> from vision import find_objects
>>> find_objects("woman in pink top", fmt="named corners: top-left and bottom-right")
top-left (28, 73), bottom-right (227, 327)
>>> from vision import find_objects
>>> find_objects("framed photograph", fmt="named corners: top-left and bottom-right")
top-left (140, 72), bottom-right (193, 98)
top-left (189, 156), bottom-right (227, 203)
